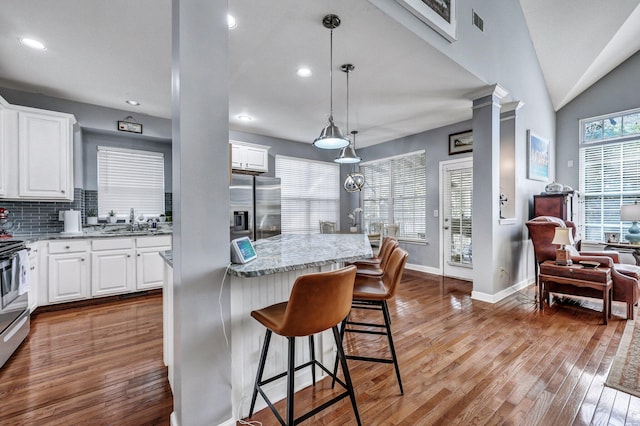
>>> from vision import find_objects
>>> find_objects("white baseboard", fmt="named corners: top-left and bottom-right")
top-left (171, 411), bottom-right (235, 426)
top-left (471, 278), bottom-right (532, 303)
top-left (406, 262), bottom-right (441, 276)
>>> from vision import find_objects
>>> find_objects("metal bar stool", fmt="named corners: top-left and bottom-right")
top-left (333, 247), bottom-right (408, 394)
top-left (248, 265), bottom-right (361, 426)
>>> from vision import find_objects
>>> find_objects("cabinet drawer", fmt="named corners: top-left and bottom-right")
top-left (49, 240), bottom-right (90, 254)
top-left (136, 235), bottom-right (172, 248)
top-left (92, 238), bottom-right (133, 251)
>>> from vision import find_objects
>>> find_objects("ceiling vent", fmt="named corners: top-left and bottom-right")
top-left (472, 10), bottom-right (484, 32)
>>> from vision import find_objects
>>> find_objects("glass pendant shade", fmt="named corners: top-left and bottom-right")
top-left (344, 172), bottom-right (365, 192)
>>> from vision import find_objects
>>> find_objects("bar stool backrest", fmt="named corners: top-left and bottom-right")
top-left (379, 239), bottom-right (399, 270)
top-left (382, 248), bottom-right (409, 299)
top-left (281, 265), bottom-right (357, 337)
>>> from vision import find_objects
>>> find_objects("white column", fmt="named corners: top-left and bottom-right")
top-left (470, 84), bottom-right (508, 298)
top-left (171, 1), bottom-right (232, 425)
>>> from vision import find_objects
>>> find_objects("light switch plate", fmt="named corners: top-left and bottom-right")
top-left (58, 211), bottom-right (64, 221)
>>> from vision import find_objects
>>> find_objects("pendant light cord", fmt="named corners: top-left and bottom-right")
top-left (329, 28), bottom-right (334, 121)
top-left (346, 63), bottom-right (350, 135)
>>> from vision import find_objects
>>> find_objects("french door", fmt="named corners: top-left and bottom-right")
top-left (441, 159), bottom-right (473, 280)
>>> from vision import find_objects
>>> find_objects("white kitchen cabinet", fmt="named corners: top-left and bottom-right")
top-left (18, 110), bottom-right (74, 200)
top-left (48, 240), bottom-right (90, 304)
top-left (91, 238), bottom-right (135, 297)
top-left (230, 141), bottom-right (269, 173)
top-left (0, 106), bottom-right (75, 201)
top-left (135, 236), bottom-right (172, 290)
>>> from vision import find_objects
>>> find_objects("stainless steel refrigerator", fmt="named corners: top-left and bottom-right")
top-left (230, 174), bottom-right (281, 241)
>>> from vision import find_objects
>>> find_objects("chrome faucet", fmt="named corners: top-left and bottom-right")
top-left (129, 208), bottom-right (136, 230)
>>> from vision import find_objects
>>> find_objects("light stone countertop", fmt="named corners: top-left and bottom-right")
top-left (227, 233), bottom-right (373, 278)
top-left (10, 224), bottom-right (172, 244)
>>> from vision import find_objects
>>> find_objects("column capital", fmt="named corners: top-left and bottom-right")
top-left (467, 83), bottom-right (509, 103)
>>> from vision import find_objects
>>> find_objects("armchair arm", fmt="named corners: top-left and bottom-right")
top-left (578, 250), bottom-right (620, 264)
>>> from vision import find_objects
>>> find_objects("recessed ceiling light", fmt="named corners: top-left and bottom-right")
top-left (19, 38), bottom-right (46, 51)
top-left (237, 115), bottom-right (253, 122)
top-left (297, 67), bottom-right (312, 78)
top-left (126, 100), bottom-right (140, 106)
top-left (227, 14), bottom-right (237, 29)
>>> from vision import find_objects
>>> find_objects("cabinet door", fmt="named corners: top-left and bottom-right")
top-left (48, 252), bottom-right (89, 303)
top-left (91, 249), bottom-right (135, 296)
top-left (18, 111), bottom-right (73, 200)
top-left (136, 246), bottom-right (171, 290)
top-left (230, 143), bottom-right (244, 169)
top-left (0, 110), bottom-right (6, 196)
top-left (244, 145), bottom-right (268, 172)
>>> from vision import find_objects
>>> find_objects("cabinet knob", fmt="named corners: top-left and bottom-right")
top-left (81, 258), bottom-right (85, 261)
top-left (65, 245), bottom-right (70, 249)
top-left (137, 253), bottom-right (141, 257)
top-left (127, 254), bottom-right (131, 257)
top-left (61, 190), bottom-right (65, 193)
top-left (30, 266), bottom-right (35, 270)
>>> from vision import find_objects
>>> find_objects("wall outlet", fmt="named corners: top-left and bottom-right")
top-left (58, 211), bottom-right (65, 221)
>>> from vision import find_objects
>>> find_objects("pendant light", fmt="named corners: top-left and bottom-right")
top-left (344, 131), bottom-right (366, 192)
top-left (335, 64), bottom-right (362, 164)
top-left (313, 14), bottom-right (349, 150)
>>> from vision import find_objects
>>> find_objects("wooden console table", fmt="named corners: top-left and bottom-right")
top-left (603, 242), bottom-right (640, 266)
top-left (539, 261), bottom-right (612, 324)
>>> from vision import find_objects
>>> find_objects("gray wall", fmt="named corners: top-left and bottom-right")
top-left (556, 50), bottom-right (640, 190)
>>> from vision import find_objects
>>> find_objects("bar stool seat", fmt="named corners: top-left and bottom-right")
top-left (247, 265), bottom-right (361, 426)
top-left (334, 247), bottom-right (408, 394)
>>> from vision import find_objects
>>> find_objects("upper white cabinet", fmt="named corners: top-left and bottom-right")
top-left (230, 141), bottom-right (270, 173)
top-left (0, 103), bottom-right (75, 201)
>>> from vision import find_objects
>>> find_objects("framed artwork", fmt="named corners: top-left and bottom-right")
top-left (395, 0), bottom-right (457, 42)
top-left (448, 130), bottom-right (473, 155)
top-left (527, 130), bottom-right (549, 181)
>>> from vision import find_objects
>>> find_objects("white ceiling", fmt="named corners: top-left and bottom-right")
top-left (1, 0), bottom-right (639, 148)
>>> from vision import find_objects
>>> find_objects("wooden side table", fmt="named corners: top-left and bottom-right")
top-left (538, 260), bottom-right (613, 324)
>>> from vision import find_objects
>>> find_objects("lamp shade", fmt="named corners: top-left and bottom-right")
top-left (621, 203), bottom-right (640, 221)
top-left (335, 144), bottom-right (361, 163)
top-left (551, 227), bottom-right (574, 246)
top-left (313, 117), bottom-right (349, 149)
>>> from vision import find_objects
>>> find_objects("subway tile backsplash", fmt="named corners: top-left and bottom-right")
top-left (1, 189), bottom-right (173, 236)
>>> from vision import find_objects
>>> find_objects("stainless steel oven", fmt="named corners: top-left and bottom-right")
top-left (0, 240), bottom-right (29, 368)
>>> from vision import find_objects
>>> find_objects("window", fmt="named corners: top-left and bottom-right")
top-left (361, 151), bottom-right (426, 241)
top-left (580, 107), bottom-right (640, 241)
top-left (276, 155), bottom-right (340, 234)
top-left (97, 146), bottom-right (165, 217)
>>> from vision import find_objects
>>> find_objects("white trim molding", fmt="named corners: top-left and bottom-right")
top-left (471, 278), bottom-right (532, 303)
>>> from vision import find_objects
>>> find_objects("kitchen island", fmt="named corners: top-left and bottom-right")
top-left (228, 233), bottom-right (372, 417)
top-left (162, 233), bottom-right (372, 418)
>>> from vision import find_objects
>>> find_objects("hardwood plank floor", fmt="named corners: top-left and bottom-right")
top-left (1, 270), bottom-right (637, 425)
top-left (244, 270), bottom-right (639, 425)
top-left (0, 293), bottom-right (172, 425)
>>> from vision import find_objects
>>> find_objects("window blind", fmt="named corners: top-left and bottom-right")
top-left (97, 146), bottom-right (165, 217)
top-left (361, 151), bottom-right (426, 241)
top-left (275, 155), bottom-right (340, 234)
top-left (444, 166), bottom-right (473, 265)
top-left (580, 139), bottom-right (640, 241)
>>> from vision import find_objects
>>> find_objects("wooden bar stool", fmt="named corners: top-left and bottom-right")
top-left (247, 265), bottom-right (361, 426)
top-left (333, 247), bottom-right (408, 394)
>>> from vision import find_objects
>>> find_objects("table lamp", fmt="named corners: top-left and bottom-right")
top-left (551, 227), bottom-right (574, 265)
top-left (621, 202), bottom-right (640, 244)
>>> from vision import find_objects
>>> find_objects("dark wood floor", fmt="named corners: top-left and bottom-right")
top-left (1, 271), bottom-right (638, 425)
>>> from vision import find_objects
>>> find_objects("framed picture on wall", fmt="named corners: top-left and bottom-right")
top-left (395, 0), bottom-right (457, 42)
top-left (527, 130), bottom-right (549, 181)
top-left (448, 130), bottom-right (473, 155)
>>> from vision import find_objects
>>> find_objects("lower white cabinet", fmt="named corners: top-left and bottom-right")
top-left (91, 238), bottom-right (135, 297)
top-left (48, 240), bottom-right (90, 304)
top-left (37, 235), bottom-right (171, 307)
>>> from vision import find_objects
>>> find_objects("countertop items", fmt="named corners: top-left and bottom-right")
top-left (227, 233), bottom-right (373, 277)
top-left (10, 225), bottom-right (172, 244)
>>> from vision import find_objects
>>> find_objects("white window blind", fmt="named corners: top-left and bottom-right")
top-left (97, 146), bottom-right (165, 217)
top-left (276, 155), bottom-right (340, 234)
top-left (580, 139), bottom-right (640, 241)
top-left (361, 151), bottom-right (426, 241)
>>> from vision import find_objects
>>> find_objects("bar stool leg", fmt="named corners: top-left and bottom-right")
top-left (249, 329), bottom-right (272, 417)
top-left (286, 337), bottom-right (296, 426)
top-left (309, 335), bottom-right (316, 385)
top-left (382, 300), bottom-right (403, 394)
top-left (332, 325), bottom-right (362, 426)
top-left (331, 316), bottom-right (348, 388)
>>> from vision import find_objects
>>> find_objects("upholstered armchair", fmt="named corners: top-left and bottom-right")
top-left (526, 216), bottom-right (640, 319)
